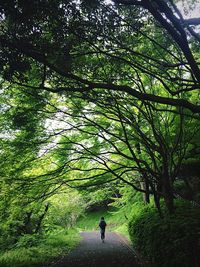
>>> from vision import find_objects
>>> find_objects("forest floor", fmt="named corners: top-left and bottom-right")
top-left (44, 231), bottom-right (141, 267)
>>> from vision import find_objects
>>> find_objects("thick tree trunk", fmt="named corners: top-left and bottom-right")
top-left (162, 173), bottom-right (174, 214)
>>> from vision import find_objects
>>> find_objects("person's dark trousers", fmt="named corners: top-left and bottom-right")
top-left (101, 230), bottom-right (105, 240)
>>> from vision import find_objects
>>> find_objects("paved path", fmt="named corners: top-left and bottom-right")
top-left (49, 231), bottom-right (140, 267)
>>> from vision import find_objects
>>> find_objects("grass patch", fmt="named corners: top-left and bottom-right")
top-left (0, 229), bottom-right (81, 267)
top-left (76, 207), bottom-right (115, 231)
top-left (76, 207), bottom-right (130, 239)
top-left (114, 223), bottom-right (130, 240)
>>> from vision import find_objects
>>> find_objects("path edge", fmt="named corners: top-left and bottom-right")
top-left (114, 232), bottom-right (151, 267)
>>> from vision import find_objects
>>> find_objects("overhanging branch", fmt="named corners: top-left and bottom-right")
top-left (1, 37), bottom-right (200, 113)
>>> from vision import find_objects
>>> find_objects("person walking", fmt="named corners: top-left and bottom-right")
top-left (99, 217), bottom-right (107, 243)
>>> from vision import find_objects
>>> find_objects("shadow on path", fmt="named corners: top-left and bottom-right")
top-left (49, 231), bottom-right (140, 267)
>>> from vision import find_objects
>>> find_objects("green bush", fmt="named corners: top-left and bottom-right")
top-left (128, 200), bottom-right (200, 267)
top-left (0, 228), bottom-right (81, 267)
top-left (14, 234), bottom-right (42, 248)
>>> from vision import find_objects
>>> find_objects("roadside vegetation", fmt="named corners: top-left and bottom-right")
top-left (0, 229), bottom-right (80, 267)
top-left (128, 200), bottom-right (200, 267)
top-left (1, 0), bottom-right (200, 266)
top-left (0, 190), bottom-right (84, 267)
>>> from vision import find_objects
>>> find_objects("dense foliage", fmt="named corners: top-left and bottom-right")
top-left (0, 229), bottom-right (81, 267)
top-left (0, 0), bottom-right (200, 266)
top-left (128, 200), bottom-right (200, 267)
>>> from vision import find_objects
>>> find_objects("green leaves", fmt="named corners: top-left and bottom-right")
top-left (0, 1), bottom-right (200, 256)
top-left (128, 200), bottom-right (200, 267)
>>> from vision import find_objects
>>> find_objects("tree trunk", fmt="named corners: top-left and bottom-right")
top-left (162, 172), bottom-right (174, 214)
top-left (140, 176), bottom-right (150, 204)
top-left (144, 179), bottom-right (150, 203)
top-left (17, 210), bottom-right (33, 235)
top-left (35, 203), bottom-right (49, 233)
top-left (151, 182), bottom-right (163, 218)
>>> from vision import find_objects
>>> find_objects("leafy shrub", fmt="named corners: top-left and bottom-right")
top-left (128, 200), bottom-right (200, 267)
top-left (14, 234), bottom-right (42, 248)
top-left (0, 229), bottom-right (81, 267)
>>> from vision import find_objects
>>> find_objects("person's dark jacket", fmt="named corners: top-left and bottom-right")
top-left (99, 220), bottom-right (107, 230)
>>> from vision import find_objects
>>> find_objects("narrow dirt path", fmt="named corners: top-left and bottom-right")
top-left (49, 231), bottom-right (140, 267)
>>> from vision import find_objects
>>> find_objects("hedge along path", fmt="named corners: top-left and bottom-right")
top-left (47, 231), bottom-right (141, 267)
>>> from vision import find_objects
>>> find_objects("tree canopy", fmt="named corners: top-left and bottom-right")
top-left (0, 0), bottom-right (200, 216)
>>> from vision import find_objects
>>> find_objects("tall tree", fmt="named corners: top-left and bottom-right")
top-left (0, 0), bottom-right (200, 214)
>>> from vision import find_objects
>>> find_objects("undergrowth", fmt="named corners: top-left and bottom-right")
top-left (0, 228), bottom-right (81, 267)
top-left (128, 200), bottom-right (200, 267)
